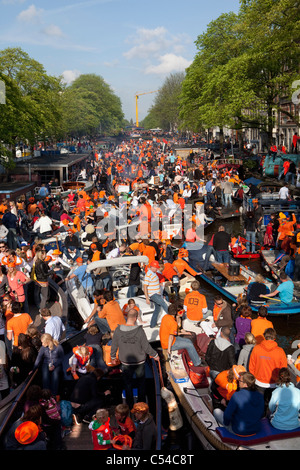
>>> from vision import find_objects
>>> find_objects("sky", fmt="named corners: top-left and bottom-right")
top-left (0, 0), bottom-right (241, 122)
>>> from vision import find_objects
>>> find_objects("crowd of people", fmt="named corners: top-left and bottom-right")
top-left (0, 136), bottom-right (299, 450)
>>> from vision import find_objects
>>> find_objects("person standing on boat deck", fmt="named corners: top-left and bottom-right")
top-left (212, 226), bottom-right (231, 264)
top-left (223, 176), bottom-right (233, 208)
top-left (259, 271), bottom-right (294, 304)
top-left (111, 308), bottom-right (159, 409)
top-left (243, 211), bottom-right (257, 254)
top-left (159, 303), bottom-right (202, 366)
top-left (144, 260), bottom-right (168, 328)
top-left (205, 326), bottom-right (236, 380)
top-left (249, 328), bottom-right (287, 411)
top-left (252, 199), bottom-right (263, 246)
top-left (130, 402), bottom-right (157, 451)
top-left (40, 308), bottom-right (65, 342)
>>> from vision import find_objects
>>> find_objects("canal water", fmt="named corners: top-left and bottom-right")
top-left (203, 212), bottom-right (300, 355)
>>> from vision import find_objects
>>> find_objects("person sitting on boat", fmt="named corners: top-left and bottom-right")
top-left (249, 328), bottom-right (287, 411)
top-left (205, 326), bottom-right (236, 380)
top-left (212, 295), bottom-right (233, 332)
top-left (237, 332), bottom-right (256, 371)
top-left (268, 367), bottom-right (300, 431)
top-left (213, 371), bottom-right (265, 437)
top-left (230, 237), bottom-right (246, 256)
top-left (246, 274), bottom-right (270, 306)
top-left (250, 306), bottom-right (274, 345)
top-left (260, 271), bottom-right (294, 304)
top-left (94, 290), bottom-right (126, 336)
top-left (159, 303), bottom-right (202, 367)
top-left (211, 365), bottom-right (246, 410)
top-left (276, 212), bottom-right (296, 250)
top-left (181, 280), bottom-right (212, 334)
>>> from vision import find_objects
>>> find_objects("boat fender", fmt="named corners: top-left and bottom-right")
top-left (161, 386), bottom-right (183, 431)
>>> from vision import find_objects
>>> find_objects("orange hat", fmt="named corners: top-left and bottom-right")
top-left (15, 421), bottom-right (39, 445)
top-left (90, 243), bottom-right (97, 249)
top-left (76, 257), bottom-right (83, 263)
top-left (150, 260), bottom-right (159, 269)
top-left (232, 365), bottom-right (246, 380)
top-left (52, 249), bottom-right (61, 255)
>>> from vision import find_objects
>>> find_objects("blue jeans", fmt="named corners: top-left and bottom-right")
top-left (171, 336), bottom-right (201, 366)
top-left (150, 293), bottom-right (169, 328)
top-left (41, 363), bottom-right (62, 395)
top-left (245, 231), bottom-right (256, 253)
top-left (224, 193), bottom-right (232, 207)
top-left (203, 246), bottom-right (217, 271)
top-left (127, 285), bottom-right (138, 298)
top-left (216, 251), bottom-right (230, 263)
top-left (94, 317), bottom-right (111, 335)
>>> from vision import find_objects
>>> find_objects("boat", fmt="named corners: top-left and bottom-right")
top-left (163, 347), bottom-right (300, 450)
top-left (65, 255), bottom-right (169, 343)
top-left (0, 328), bottom-right (164, 451)
top-left (261, 249), bottom-right (291, 281)
top-left (232, 252), bottom-right (261, 260)
top-left (185, 247), bottom-right (300, 316)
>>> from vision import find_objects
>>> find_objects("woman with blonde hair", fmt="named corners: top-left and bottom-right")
top-left (237, 332), bottom-right (256, 371)
top-left (33, 333), bottom-right (64, 397)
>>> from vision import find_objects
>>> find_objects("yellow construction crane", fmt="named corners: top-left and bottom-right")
top-left (135, 90), bottom-right (159, 127)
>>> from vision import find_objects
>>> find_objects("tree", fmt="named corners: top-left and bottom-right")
top-left (0, 47), bottom-right (64, 158)
top-left (145, 72), bottom-right (185, 131)
top-left (62, 74), bottom-right (124, 137)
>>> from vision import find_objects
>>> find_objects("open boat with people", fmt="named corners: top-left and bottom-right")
top-left (65, 255), bottom-right (169, 343)
top-left (163, 347), bottom-right (300, 450)
top-left (185, 246), bottom-right (300, 316)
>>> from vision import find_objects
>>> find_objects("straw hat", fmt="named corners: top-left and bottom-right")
top-left (85, 224), bottom-right (95, 234)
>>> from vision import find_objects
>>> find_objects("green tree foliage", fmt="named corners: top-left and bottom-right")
top-left (62, 74), bottom-right (124, 137)
top-left (180, 0), bottom-right (300, 146)
top-left (143, 72), bottom-right (185, 131)
top-left (0, 47), bottom-right (64, 158)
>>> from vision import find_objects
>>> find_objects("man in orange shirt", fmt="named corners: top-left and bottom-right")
top-left (182, 281), bottom-right (211, 333)
top-left (159, 304), bottom-right (201, 366)
top-left (95, 290), bottom-right (126, 335)
top-left (250, 306), bottom-right (273, 345)
top-left (6, 301), bottom-right (33, 348)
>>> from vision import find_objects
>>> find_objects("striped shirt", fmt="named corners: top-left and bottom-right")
top-left (144, 269), bottom-right (160, 297)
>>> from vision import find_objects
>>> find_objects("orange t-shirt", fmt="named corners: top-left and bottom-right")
top-left (184, 291), bottom-right (207, 321)
top-left (251, 317), bottom-right (274, 344)
top-left (6, 313), bottom-right (33, 346)
top-left (98, 300), bottom-right (126, 332)
top-left (159, 314), bottom-right (178, 350)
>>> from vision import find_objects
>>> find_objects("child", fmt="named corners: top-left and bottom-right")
top-left (122, 299), bottom-right (146, 324)
top-left (69, 345), bottom-right (93, 380)
top-left (88, 408), bottom-right (114, 450)
top-left (114, 404), bottom-right (136, 439)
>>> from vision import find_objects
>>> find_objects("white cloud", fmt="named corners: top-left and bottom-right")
top-left (145, 53), bottom-right (192, 75)
top-left (124, 27), bottom-right (171, 60)
top-left (61, 69), bottom-right (81, 85)
top-left (17, 4), bottom-right (43, 23)
top-left (42, 24), bottom-right (65, 38)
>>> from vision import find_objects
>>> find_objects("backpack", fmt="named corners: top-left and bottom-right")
top-left (60, 400), bottom-right (73, 427)
top-left (179, 348), bottom-right (209, 389)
